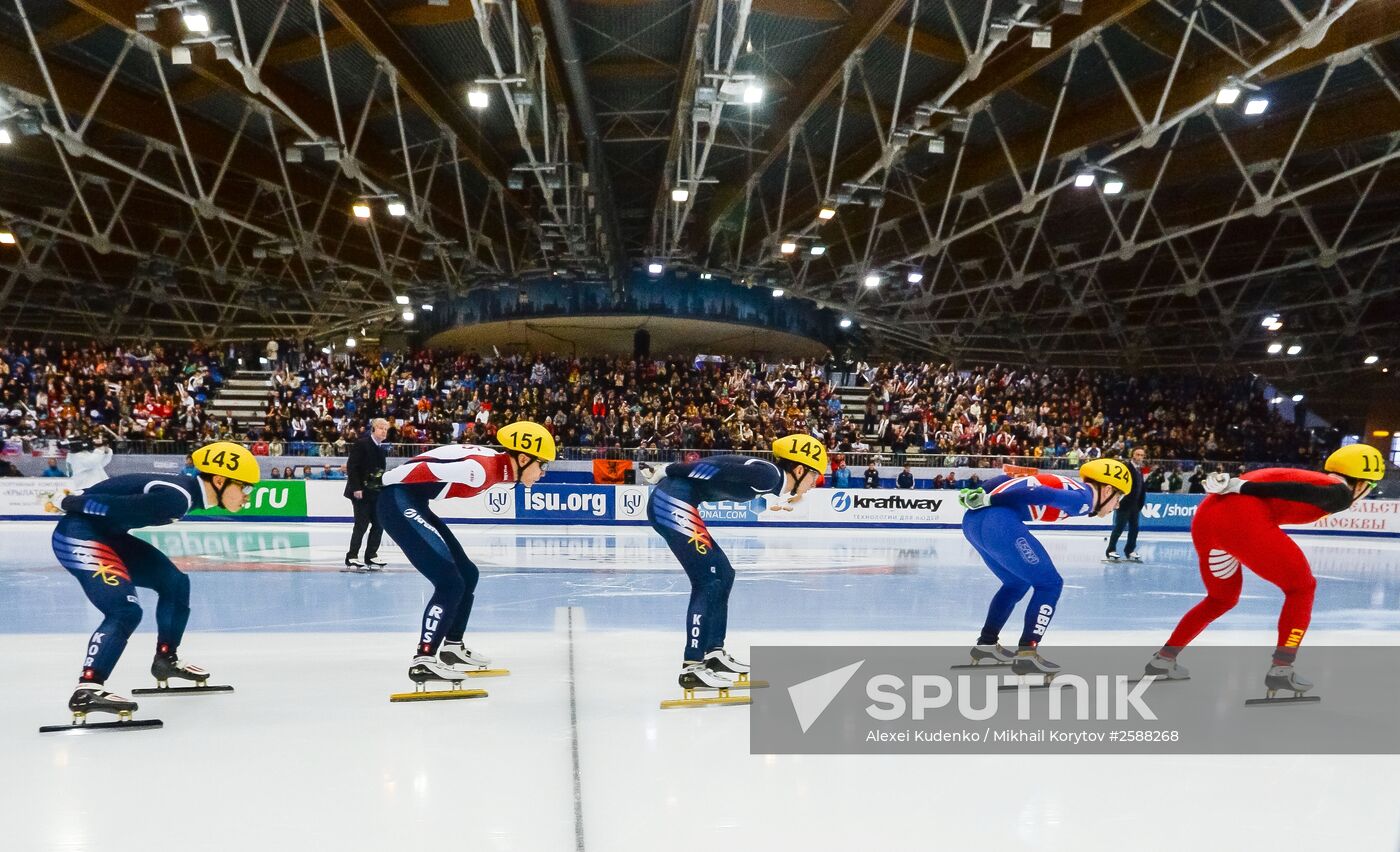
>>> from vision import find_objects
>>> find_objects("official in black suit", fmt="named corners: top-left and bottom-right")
top-left (345, 418), bottom-right (390, 569)
top-left (1106, 448), bottom-right (1148, 561)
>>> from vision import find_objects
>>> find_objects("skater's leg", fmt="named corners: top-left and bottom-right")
top-left (379, 489), bottom-right (464, 656)
top-left (649, 488), bottom-right (727, 662)
top-left (53, 521), bottom-right (143, 684)
top-left (704, 546), bottom-right (737, 651)
top-left (437, 515), bottom-right (481, 644)
top-left (963, 510), bottom-right (1031, 645)
top-left (1229, 525), bottom-right (1315, 666)
top-left (1161, 507), bottom-right (1244, 653)
top-left (112, 535), bottom-right (190, 657)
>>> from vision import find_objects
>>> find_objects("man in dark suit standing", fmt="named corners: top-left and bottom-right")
top-left (1105, 447), bottom-right (1148, 563)
top-left (345, 418), bottom-right (390, 571)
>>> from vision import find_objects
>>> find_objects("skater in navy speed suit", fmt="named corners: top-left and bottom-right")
top-left (644, 434), bottom-right (827, 689)
top-left (52, 442), bottom-right (260, 718)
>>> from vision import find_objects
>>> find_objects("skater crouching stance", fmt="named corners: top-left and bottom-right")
top-left (1146, 444), bottom-right (1386, 697)
top-left (53, 442), bottom-right (260, 721)
top-left (644, 434), bottom-right (828, 690)
top-left (958, 460), bottom-right (1132, 677)
top-left (379, 421), bottom-right (554, 687)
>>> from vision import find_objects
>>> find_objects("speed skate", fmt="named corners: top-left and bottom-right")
top-left (660, 662), bottom-right (753, 709)
top-left (39, 686), bottom-right (163, 734)
top-left (132, 657), bottom-right (233, 696)
top-left (389, 658), bottom-right (489, 702)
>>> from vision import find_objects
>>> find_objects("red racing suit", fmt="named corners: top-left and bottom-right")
top-left (1164, 468), bottom-right (1354, 664)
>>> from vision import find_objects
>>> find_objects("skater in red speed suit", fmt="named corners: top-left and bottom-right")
top-left (1143, 444), bottom-right (1386, 696)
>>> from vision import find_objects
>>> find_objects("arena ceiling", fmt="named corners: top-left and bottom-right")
top-left (0, 0), bottom-right (1397, 394)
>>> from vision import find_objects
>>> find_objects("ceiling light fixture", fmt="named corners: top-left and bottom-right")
top-left (395, 295), bottom-right (410, 305)
top-left (1286, 344), bottom-right (1302, 355)
top-left (863, 273), bottom-right (882, 288)
top-left (1267, 343), bottom-right (1283, 354)
top-left (671, 187), bottom-right (689, 203)
top-left (0, 231), bottom-right (16, 246)
top-left (467, 88), bottom-right (489, 109)
top-left (1215, 86), bottom-right (1241, 106)
top-left (817, 206), bottom-right (836, 221)
top-left (839, 318), bottom-right (853, 329)
top-left (1244, 97), bottom-right (1269, 115)
top-left (1073, 171), bottom-right (1095, 188)
top-left (772, 288), bottom-right (784, 298)
top-left (182, 5), bottom-right (211, 33)
top-left (647, 261), bottom-right (664, 275)
top-left (386, 200), bottom-right (408, 217)
top-left (742, 83), bottom-right (764, 105)
top-left (780, 241), bottom-right (797, 255)
top-left (809, 244), bottom-right (826, 256)
top-left (352, 202), bottom-right (372, 220)
top-left (1102, 179), bottom-right (1125, 195)
top-left (1364, 354), bottom-right (1379, 365)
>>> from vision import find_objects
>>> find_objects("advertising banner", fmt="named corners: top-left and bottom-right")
top-left (516, 484), bottom-right (614, 522)
top-left (191, 480), bottom-right (307, 519)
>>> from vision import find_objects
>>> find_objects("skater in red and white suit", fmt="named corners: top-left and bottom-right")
top-left (1145, 444), bottom-right (1386, 694)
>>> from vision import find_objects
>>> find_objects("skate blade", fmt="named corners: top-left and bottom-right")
top-left (462, 668), bottom-right (510, 678)
top-left (950, 662), bottom-right (1013, 670)
top-left (1123, 675), bottom-right (1190, 685)
top-left (132, 684), bottom-right (234, 696)
top-left (389, 688), bottom-right (488, 703)
top-left (40, 718), bottom-right (163, 734)
top-left (1244, 695), bottom-right (1321, 707)
top-left (728, 677), bottom-right (772, 691)
top-left (660, 694), bottom-right (752, 710)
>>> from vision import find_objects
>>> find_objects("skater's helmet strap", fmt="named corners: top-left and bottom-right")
top-left (771, 434), bottom-right (828, 475)
top-left (497, 421), bottom-right (557, 463)
top-left (192, 441), bottom-right (260, 485)
top-left (1325, 444), bottom-right (1386, 482)
top-left (1079, 458), bottom-right (1132, 495)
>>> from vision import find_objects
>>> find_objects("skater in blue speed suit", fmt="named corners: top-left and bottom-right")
top-left (52, 441), bottom-right (260, 720)
top-left (642, 434), bottom-right (827, 690)
top-left (958, 460), bottom-right (1131, 677)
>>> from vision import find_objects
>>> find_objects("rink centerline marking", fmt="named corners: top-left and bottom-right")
top-left (568, 605), bottom-right (586, 852)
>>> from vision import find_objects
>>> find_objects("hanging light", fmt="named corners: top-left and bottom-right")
top-left (1267, 343), bottom-right (1283, 354)
top-left (402, 310), bottom-right (415, 322)
top-left (742, 83), bottom-right (764, 105)
top-left (647, 261), bottom-right (664, 275)
top-left (0, 128), bottom-right (11, 146)
top-left (467, 88), bottom-right (489, 109)
top-left (772, 288), bottom-right (784, 298)
top-left (780, 241), bottom-right (797, 255)
top-left (1291, 394), bottom-right (1304, 402)
top-left (1286, 344), bottom-right (1302, 355)
top-left (1244, 97), bottom-right (1269, 115)
top-left (421, 304), bottom-right (434, 312)
top-left (395, 295), bottom-right (410, 305)
top-left (839, 318), bottom-right (853, 329)
top-left (671, 187), bottom-right (689, 203)
top-left (863, 273), bottom-right (882, 288)
top-left (386, 199), bottom-right (408, 217)
top-left (1364, 354), bottom-right (1379, 365)
top-left (1215, 86), bottom-right (1241, 106)
top-left (182, 4), bottom-right (211, 33)
top-left (809, 244), bottom-right (826, 257)
top-left (352, 202), bottom-right (372, 220)
top-left (906, 271), bottom-right (924, 284)
top-left (1073, 171), bottom-right (1095, 188)
top-left (345, 337), bottom-right (357, 348)
top-left (817, 206), bottom-right (836, 221)
top-left (1102, 179), bottom-right (1125, 195)
top-left (0, 231), bottom-right (16, 246)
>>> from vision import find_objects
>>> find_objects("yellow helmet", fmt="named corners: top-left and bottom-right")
top-left (191, 441), bottom-right (260, 485)
top-left (1325, 443), bottom-right (1386, 482)
top-left (496, 420), bottom-right (557, 462)
top-left (772, 433), bottom-right (829, 474)
top-left (1079, 458), bottom-right (1132, 495)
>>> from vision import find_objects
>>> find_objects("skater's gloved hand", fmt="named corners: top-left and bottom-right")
top-left (59, 494), bottom-right (87, 515)
top-left (1203, 473), bottom-right (1242, 495)
top-left (638, 463), bottom-right (665, 485)
top-left (958, 487), bottom-right (990, 511)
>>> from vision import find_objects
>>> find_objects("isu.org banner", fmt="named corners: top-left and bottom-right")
top-left (750, 646), bottom-right (1400, 755)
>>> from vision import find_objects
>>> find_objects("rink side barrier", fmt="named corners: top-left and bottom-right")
top-left (3, 479), bottom-right (1398, 538)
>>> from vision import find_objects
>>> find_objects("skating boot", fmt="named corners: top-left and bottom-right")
top-left (704, 648), bottom-right (749, 675)
top-left (679, 661), bottom-right (734, 690)
top-left (1009, 647), bottom-right (1061, 686)
top-left (439, 641), bottom-right (491, 670)
top-left (705, 648), bottom-right (764, 688)
top-left (1141, 652), bottom-right (1190, 681)
top-left (343, 557), bottom-right (366, 573)
top-left (151, 654), bottom-right (209, 686)
top-left (68, 684), bottom-right (138, 720)
top-left (1124, 552), bottom-right (1143, 564)
top-left (659, 662), bottom-right (751, 710)
top-left (1103, 551), bottom-right (1122, 563)
top-left (390, 656), bottom-right (488, 703)
top-left (1263, 665), bottom-right (1314, 700)
top-left (365, 556), bottom-right (387, 571)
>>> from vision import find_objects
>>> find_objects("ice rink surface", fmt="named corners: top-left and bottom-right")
top-left (3, 520), bottom-right (1399, 852)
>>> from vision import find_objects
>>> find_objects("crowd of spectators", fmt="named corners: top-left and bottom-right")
top-left (1, 339), bottom-right (1328, 468)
